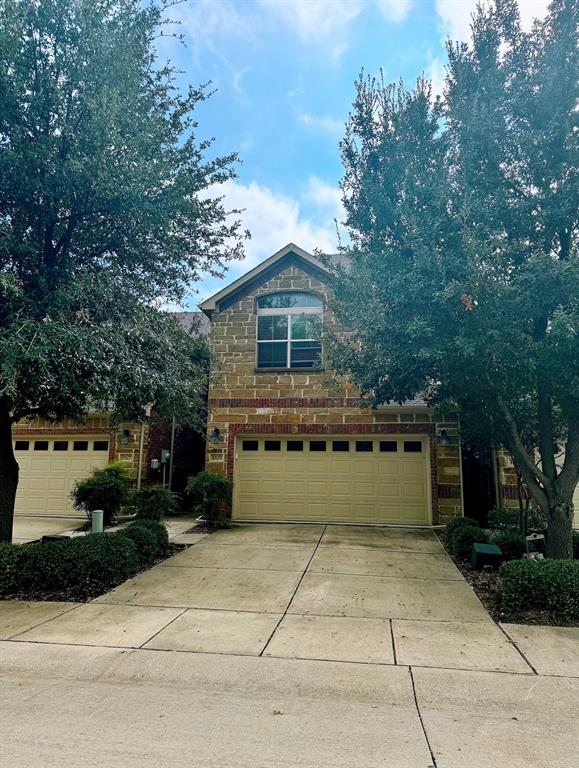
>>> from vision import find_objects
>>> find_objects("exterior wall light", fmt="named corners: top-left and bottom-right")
top-left (438, 429), bottom-right (451, 447)
top-left (120, 428), bottom-right (132, 444)
top-left (209, 427), bottom-right (221, 444)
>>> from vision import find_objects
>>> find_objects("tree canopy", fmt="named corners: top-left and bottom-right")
top-left (327, 0), bottom-right (578, 557)
top-left (0, 0), bottom-right (246, 540)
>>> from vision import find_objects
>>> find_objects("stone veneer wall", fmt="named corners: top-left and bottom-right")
top-left (205, 259), bottom-right (463, 525)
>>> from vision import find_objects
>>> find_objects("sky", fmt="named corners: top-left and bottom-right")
top-left (157, 0), bottom-right (551, 307)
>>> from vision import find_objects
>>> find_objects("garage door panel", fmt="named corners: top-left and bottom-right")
top-left (14, 435), bottom-right (110, 518)
top-left (234, 435), bottom-right (431, 525)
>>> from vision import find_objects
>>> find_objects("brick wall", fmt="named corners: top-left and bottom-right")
top-left (205, 258), bottom-right (464, 525)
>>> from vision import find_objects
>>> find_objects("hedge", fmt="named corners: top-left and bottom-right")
top-left (498, 559), bottom-right (579, 622)
top-left (132, 486), bottom-right (177, 520)
top-left (448, 524), bottom-right (488, 559)
top-left (490, 531), bottom-right (527, 561)
top-left (121, 520), bottom-right (169, 565)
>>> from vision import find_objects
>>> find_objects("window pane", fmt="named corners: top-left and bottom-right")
top-left (242, 440), bottom-right (259, 451)
top-left (264, 440), bottom-right (281, 451)
top-left (290, 341), bottom-right (321, 368)
top-left (257, 341), bottom-right (287, 368)
top-left (257, 292), bottom-right (322, 309)
top-left (356, 441), bottom-right (373, 453)
top-left (14, 441), bottom-right (29, 451)
top-left (258, 315), bottom-right (288, 341)
top-left (310, 440), bottom-right (326, 452)
top-left (404, 441), bottom-right (423, 453)
top-left (34, 441), bottom-right (49, 451)
top-left (94, 441), bottom-right (109, 451)
top-left (53, 441), bottom-right (68, 451)
top-left (332, 440), bottom-right (349, 452)
top-left (73, 440), bottom-right (88, 451)
top-left (380, 441), bottom-right (398, 452)
top-left (287, 440), bottom-right (303, 452)
top-left (291, 314), bottom-right (318, 340)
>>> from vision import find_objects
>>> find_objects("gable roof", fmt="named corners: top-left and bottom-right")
top-left (199, 243), bottom-right (334, 316)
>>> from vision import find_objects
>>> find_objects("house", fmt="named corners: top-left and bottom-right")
top-left (11, 312), bottom-right (208, 520)
top-left (200, 242), bottom-right (512, 526)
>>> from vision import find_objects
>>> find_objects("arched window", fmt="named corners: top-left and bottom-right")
top-left (256, 292), bottom-right (322, 369)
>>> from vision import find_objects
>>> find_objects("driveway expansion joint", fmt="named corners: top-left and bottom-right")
top-left (409, 666), bottom-right (438, 768)
top-left (259, 524), bottom-right (327, 657)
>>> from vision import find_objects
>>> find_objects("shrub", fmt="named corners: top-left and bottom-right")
top-left (445, 516), bottom-right (479, 539)
top-left (121, 520), bottom-right (168, 564)
top-left (450, 525), bottom-right (489, 559)
top-left (573, 531), bottom-right (579, 560)
top-left (488, 506), bottom-right (543, 535)
top-left (72, 461), bottom-right (130, 524)
top-left (490, 531), bottom-right (527, 561)
top-left (16, 532), bottom-right (138, 593)
top-left (132, 486), bottom-right (177, 521)
top-left (0, 543), bottom-right (24, 596)
top-left (498, 559), bottom-right (579, 622)
top-left (120, 523), bottom-right (158, 565)
top-left (187, 470), bottom-right (233, 528)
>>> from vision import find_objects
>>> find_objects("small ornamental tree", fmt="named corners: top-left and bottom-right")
top-left (327, 0), bottom-right (578, 558)
top-left (0, 0), bottom-right (247, 541)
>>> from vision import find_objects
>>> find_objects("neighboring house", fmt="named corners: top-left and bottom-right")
top-left (11, 312), bottom-right (208, 520)
top-left (200, 243), bottom-right (481, 526)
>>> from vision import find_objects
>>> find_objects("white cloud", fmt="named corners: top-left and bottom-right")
top-left (427, 54), bottom-right (446, 98)
top-left (258, 0), bottom-right (363, 44)
top-left (377, 0), bottom-right (413, 22)
top-left (195, 179), bottom-right (342, 301)
top-left (304, 176), bottom-right (344, 220)
top-left (435, 0), bottom-right (550, 43)
top-left (297, 112), bottom-right (344, 134)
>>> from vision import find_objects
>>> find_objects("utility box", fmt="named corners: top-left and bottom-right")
top-left (470, 542), bottom-right (503, 570)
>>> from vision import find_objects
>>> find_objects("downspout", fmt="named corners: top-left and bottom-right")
top-left (168, 414), bottom-right (176, 491)
top-left (136, 422), bottom-right (146, 490)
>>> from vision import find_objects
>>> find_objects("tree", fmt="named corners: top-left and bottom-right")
top-left (327, 0), bottom-right (578, 558)
top-left (0, 0), bottom-right (246, 541)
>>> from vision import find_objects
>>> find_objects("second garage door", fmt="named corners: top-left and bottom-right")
top-left (233, 435), bottom-right (431, 525)
top-left (14, 436), bottom-right (111, 518)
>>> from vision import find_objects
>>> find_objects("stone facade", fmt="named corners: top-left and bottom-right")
top-left (204, 256), bottom-right (463, 525)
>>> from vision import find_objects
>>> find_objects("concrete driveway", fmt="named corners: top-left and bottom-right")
top-left (1, 523), bottom-right (578, 767)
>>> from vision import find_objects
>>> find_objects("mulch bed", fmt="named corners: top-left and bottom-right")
top-left (437, 532), bottom-right (566, 627)
top-left (9, 543), bottom-right (187, 605)
top-left (182, 524), bottom-right (216, 535)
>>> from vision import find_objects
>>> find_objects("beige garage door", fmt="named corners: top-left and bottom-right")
top-left (14, 436), bottom-right (111, 517)
top-left (233, 435), bottom-right (431, 525)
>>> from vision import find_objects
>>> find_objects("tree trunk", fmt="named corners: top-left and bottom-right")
top-left (545, 498), bottom-right (574, 559)
top-left (0, 404), bottom-right (18, 543)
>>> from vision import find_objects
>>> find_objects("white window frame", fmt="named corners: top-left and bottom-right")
top-left (256, 295), bottom-right (322, 370)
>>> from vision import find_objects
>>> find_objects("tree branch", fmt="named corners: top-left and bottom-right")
top-left (496, 393), bottom-right (550, 488)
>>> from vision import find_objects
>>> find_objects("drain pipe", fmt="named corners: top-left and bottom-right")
top-left (168, 414), bottom-right (176, 491)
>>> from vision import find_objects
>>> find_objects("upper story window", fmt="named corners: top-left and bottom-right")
top-left (256, 292), bottom-right (322, 369)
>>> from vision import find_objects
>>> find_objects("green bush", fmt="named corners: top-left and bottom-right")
top-left (121, 520), bottom-right (168, 564)
top-left (491, 531), bottom-right (527, 561)
top-left (573, 531), bottom-right (579, 560)
top-left (445, 516), bottom-right (479, 539)
top-left (72, 461), bottom-right (130, 524)
top-left (16, 532), bottom-right (138, 593)
top-left (187, 470), bottom-right (233, 528)
top-left (498, 559), bottom-right (579, 622)
top-left (132, 486), bottom-right (177, 521)
top-left (488, 506), bottom-right (543, 535)
top-left (450, 525), bottom-right (489, 559)
top-left (0, 542), bottom-right (24, 595)
top-left (120, 523), bottom-right (158, 565)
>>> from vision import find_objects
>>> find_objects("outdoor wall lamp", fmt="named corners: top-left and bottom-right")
top-left (119, 428), bottom-right (132, 445)
top-left (438, 429), bottom-right (451, 447)
top-left (209, 427), bottom-right (221, 444)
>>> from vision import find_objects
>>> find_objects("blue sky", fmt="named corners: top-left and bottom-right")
top-left (157, 0), bottom-right (550, 307)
